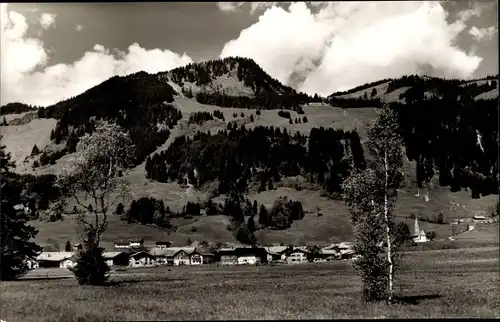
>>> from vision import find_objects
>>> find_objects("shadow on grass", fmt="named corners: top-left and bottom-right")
top-left (106, 276), bottom-right (188, 287)
top-left (19, 276), bottom-right (73, 281)
top-left (394, 294), bottom-right (442, 305)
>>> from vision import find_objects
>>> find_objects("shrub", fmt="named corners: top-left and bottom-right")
top-left (70, 247), bottom-right (110, 285)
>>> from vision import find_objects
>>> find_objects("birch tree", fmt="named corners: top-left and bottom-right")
top-left (59, 121), bottom-right (134, 249)
top-left (342, 106), bottom-right (404, 302)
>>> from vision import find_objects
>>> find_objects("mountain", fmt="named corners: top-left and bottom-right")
top-left (327, 74), bottom-right (498, 107)
top-left (158, 57), bottom-right (312, 110)
top-left (1, 59), bottom-right (498, 248)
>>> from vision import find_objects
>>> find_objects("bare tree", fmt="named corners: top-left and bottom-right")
top-left (58, 121), bottom-right (134, 249)
top-left (342, 106), bottom-right (404, 302)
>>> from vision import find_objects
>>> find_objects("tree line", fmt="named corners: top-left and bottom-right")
top-left (145, 125), bottom-right (366, 195)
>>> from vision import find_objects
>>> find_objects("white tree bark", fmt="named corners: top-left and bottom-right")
top-left (384, 151), bottom-right (394, 301)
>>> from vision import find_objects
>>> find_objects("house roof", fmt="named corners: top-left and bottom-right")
top-left (321, 249), bottom-right (338, 255)
top-left (264, 246), bottom-right (288, 254)
top-left (155, 241), bottom-right (172, 245)
top-left (338, 242), bottom-right (353, 249)
top-left (218, 247), bottom-right (267, 257)
top-left (130, 251), bottom-right (154, 258)
top-left (149, 247), bottom-right (196, 257)
top-left (114, 240), bottom-right (129, 245)
top-left (36, 252), bottom-right (75, 262)
top-left (129, 238), bottom-right (144, 243)
top-left (103, 252), bottom-right (128, 259)
top-left (283, 248), bottom-right (309, 255)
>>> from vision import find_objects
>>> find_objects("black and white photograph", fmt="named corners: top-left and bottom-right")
top-left (0, 1), bottom-right (498, 320)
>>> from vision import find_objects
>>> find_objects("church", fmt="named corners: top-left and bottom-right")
top-left (412, 218), bottom-right (428, 243)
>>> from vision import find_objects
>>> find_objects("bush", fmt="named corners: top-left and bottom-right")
top-left (278, 110), bottom-right (291, 119)
top-left (70, 247), bottom-right (110, 285)
top-left (256, 110), bottom-right (261, 116)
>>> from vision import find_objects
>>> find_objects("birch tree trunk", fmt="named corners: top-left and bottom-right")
top-left (384, 151), bottom-right (394, 302)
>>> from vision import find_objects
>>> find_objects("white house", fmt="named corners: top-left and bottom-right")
top-left (237, 255), bottom-right (258, 265)
top-left (264, 246), bottom-right (287, 262)
top-left (36, 252), bottom-right (76, 268)
top-left (189, 251), bottom-right (203, 265)
top-left (129, 238), bottom-right (144, 248)
top-left (412, 218), bottom-right (428, 243)
top-left (283, 249), bottom-right (309, 264)
top-left (473, 215), bottom-right (487, 223)
top-left (173, 249), bottom-right (192, 266)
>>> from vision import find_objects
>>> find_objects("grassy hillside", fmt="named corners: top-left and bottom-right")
top-left (3, 68), bottom-right (496, 249)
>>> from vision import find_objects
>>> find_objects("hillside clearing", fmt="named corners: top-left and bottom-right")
top-left (0, 118), bottom-right (57, 172)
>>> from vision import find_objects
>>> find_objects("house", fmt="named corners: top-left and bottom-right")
top-left (114, 240), bottom-right (130, 249)
top-left (129, 238), bottom-right (145, 248)
top-left (173, 249), bottom-right (192, 266)
top-left (36, 252), bottom-right (75, 268)
top-left (320, 249), bottom-right (340, 261)
top-left (189, 250), bottom-right (203, 265)
top-left (129, 251), bottom-right (156, 267)
top-left (217, 247), bottom-right (268, 265)
top-left (282, 248), bottom-right (309, 264)
top-left (155, 241), bottom-right (172, 248)
top-left (264, 246), bottom-right (287, 262)
top-left (103, 252), bottom-right (130, 267)
top-left (412, 218), bottom-right (428, 243)
top-left (218, 249), bottom-right (238, 265)
top-left (149, 247), bottom-right (197, 266)
top-left (200, 252), bottom-right (216, 264)
top-left (473, 215), bottom-right (487, 223)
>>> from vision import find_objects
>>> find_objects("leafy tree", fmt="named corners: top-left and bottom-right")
top-left (2, 116), bottom-right (7, 126)
top-left (70, 245), bottom-right (110, 285)
top-left (394, 222), bottom-right (412, 245)
top-left (425, 231), bottom-right (436, 240)
top-left (0, 139), bottom-right (42, 280)
top-left (248, 215), bottom-right (256, 233)
top-left (73, 205), bottom-right (78, 214)
top-left (371, 88), bottom-right (378, 98)
top-left (115, 202), bottom-right (125, 216)
top-left (58, 121), bottom-right (133, 285)
top-left (65, 240), bottom-right (72, 251)
top-left (307, 245), bottom-right (321, 262)
top-left (258, 204), bottom-right (269, 227)
top-left (342, 106), bottom-right (404, 303)
top-left (236, 224), bottom-right (257, 245)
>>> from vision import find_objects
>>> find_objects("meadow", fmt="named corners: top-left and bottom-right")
top-left (1, 247), bottom-right (498, 321)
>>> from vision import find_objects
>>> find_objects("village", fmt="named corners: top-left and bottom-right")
top-left (26, 214), bottom-right (497, 271)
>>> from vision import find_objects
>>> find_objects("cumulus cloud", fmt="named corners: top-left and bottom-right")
top-left (76, 24), bottom-right (83, 32)
top-left (39, 13), bottom-right (56, 30)
top-left (456, 2), bottom-right (495, 22)
top-left (0, 4), bottom-right (193, 107)
top-left (217, 2), bottom-right (245, 13)
top-left (217, 2), bottom-right (289, 15)
top-left (220, 2), bottom-right (484, 96)
top-left (469, 26), bottom-right (497, 41)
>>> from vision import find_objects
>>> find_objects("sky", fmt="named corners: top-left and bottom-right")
top-left (1, 1), bottom-right (498, 106)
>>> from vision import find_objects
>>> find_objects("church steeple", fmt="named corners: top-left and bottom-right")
top-left (414, 217), bottom-right (420, 235)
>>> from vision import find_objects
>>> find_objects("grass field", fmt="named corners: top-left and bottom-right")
top-left (1, 247), bottom-right (498, 321)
